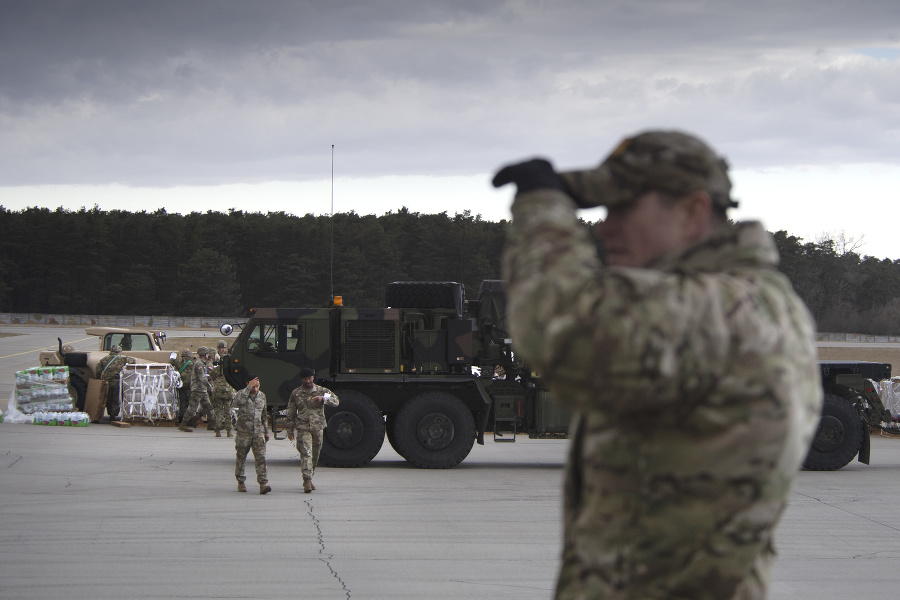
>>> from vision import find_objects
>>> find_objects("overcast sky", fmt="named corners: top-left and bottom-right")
top-left (2, 1), bottom-right (900, 258)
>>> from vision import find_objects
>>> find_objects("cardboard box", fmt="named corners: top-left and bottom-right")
top-left (85, 379), bottom-right (109, 423)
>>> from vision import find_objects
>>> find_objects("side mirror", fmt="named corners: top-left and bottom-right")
top-left (220, 324), bottom-right (233, 336)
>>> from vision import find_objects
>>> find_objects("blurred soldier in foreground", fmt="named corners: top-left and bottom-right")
top-left (174, 348), bottom-right (193, 423)
top-left (95, 344), bottom-right (135, 420)
top-left (232, 374), bottom-right (271, 494)
top-left (286, 367), bottom-right (339, 493)
top-left (494, 130), bottom-right (823, 600)
top-left (178, 346), bottom-right (215, 432)
top-left (210, 340), bottom-right (235, 438)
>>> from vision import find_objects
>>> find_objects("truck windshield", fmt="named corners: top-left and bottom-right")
top-left (103, 333), bottom-right (153, 351)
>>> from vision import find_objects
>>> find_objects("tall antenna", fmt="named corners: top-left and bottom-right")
top-left (330, 144), bottom-right (334, 304)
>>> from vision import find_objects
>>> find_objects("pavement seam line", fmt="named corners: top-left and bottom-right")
top-left (305, 499), bottom-right (351, 599)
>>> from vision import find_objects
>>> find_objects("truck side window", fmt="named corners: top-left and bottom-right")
top-left (283, 325), bottom-right (302, 352)
top-left (247, 325), bottom-right (277, 353)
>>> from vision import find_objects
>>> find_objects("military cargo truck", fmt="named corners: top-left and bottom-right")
top-left (220, 281), bottom-right (570, 469)
top-left (220, 280), bottom-right (897, 470)
top-left (38, 327), bottom-right (176, 412)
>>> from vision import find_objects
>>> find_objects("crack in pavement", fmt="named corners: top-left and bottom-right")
top-left (5, 451), bottom-right (23, 468)
top-left (306, 499), bottom-right (351, 599)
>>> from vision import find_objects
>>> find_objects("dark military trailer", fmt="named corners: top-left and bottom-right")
top-left (219, 280), bottom-right (897, 470)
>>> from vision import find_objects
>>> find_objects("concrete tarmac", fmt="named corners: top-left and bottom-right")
top-left (2, 425), bottom-right (900, 600)
top-left (2, 325), bottom-right (900, 598)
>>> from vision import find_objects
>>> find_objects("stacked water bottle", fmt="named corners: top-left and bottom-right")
top-left (31, 411), bottom-right (91, 426)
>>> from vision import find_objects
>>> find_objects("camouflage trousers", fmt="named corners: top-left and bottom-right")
top-left (177, 387), bottom-right (191, 423)
top-left (295, 429), bottom-right (324, 479)
top-left (104, 382), bottom-right (120, 418)
top-left (183, 391), bottom-right (214, 425)
top-left (234, 433), bottom-right (268, 484)
top-left (211, 393), bottom-right (234, 432)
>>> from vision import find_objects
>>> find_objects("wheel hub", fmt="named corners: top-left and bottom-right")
top-left (326, 411), bottom-right (365, 449)
top-left (415, 412), bottom-right (455, 450)
top-left (812, 415), bottom-right (845, 453)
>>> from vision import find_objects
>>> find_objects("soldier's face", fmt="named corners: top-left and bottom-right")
top-left (247, 378), bottom-right (260, 394)
top-left (301, 376), bottom-right (314, 389)
top-left (595, 191), bottom-right (697, 268)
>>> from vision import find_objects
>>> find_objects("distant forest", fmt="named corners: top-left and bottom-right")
top-left (1, 205), bottom-right (898, 335)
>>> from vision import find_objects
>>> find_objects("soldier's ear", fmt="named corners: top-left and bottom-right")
top-left (677, 191), bottom-right (714, 243)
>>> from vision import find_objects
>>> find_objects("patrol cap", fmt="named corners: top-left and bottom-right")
top-left (559, 130), bottom-right (737, 209)
top-left (300, 367), bottom-right (315, 378)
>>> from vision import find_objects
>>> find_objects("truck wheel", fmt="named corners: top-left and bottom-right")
top-left (68, 376), bottom-right (88, 411)
top-left (385, 415), bottom-right (407, 460)
top-left (393, 392), bottom-right (476, 468)
top-left (319, 391), bottom-right (385, 468)
top-left (803, 394), bottom-right (864, 471)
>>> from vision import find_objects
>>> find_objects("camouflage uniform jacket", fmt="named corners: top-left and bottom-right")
top-left (209, 357), bottom-right (234, 398)
top-left (96, 353), bottom-right (136, 383)
top-left (190, 357), bottom-right (212, 395)
top-left (502, 190), bottom-right (824, 600)
top-left (233, 387), bottom-right (268, 437)
top-left (285, 384), bottom-right (339, 431)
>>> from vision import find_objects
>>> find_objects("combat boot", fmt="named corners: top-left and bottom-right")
top-left (178, 422), bottom-right (192, 432)
top-left (260, 484), bottom-right (272, 495)
top-left (303, 478), bottom-right (313, 493)
top-left (215, 430), bottom-right (221, 437)
top-left (309, 480), bottom-right (316, 490)
top-left (226, 430), bottom-right (233, 438)
top-left (237, 482), bottom-right (247, 492)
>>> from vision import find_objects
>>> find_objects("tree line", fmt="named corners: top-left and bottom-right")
top-left (1, 206), bottom-right (898, 335)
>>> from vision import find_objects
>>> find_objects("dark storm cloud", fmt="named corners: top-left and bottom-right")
top-left (1, 0), bottom-right (899, 186)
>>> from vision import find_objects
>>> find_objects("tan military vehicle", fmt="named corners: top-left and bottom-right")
top-left (38, 327), bottom-right (177, 410)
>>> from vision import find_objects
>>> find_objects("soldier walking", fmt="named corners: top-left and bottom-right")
top-left (95, 344), bottom-right (135, 420)
top-left (286, 367), bottom-right (339, 493)
top-left (178, 346), bottom-right (215, 432)
top-left (210, 340), bottom-right (235, 437)
top-left (233, 374), bottom-right (271, 494)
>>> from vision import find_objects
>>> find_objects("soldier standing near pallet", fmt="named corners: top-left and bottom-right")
top-left (210, 340), bottom-right (235, 438)
top-left (233, 373), bottom-right (271, 494)
top-left (95, 345), bottom-right (135, 420)
top-left (286, 367), bottom-right (339, 493)
top-left (495, 130), bottom-right (823, 600)
top-left (174, 349), bottom-right (193, 424)
top-left (178, 346), bottom-right (215, 432)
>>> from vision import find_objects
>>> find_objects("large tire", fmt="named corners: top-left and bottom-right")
top-left (393, 392), bottom-right (476, 469)
top-left (318, 391), bottom-right (385, 468)
top-left (803, 394), bottom-right (864, 471)
top-left (385, 414), bottom-right (407, 460)
top-left (68, 376), bottom-right (88, 411)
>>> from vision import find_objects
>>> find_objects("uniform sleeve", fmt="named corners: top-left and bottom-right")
top-left (261, 393), bottom-right (269, 435)
top-left (285, 391), bottom-right (297, 431)
top-left (501, 190), bottom-right (731, 415)
top-left (323, 387), bottom-right (339, 407)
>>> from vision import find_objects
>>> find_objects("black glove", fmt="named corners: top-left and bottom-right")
top-left (492, 158), bottom-right (565, 195)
